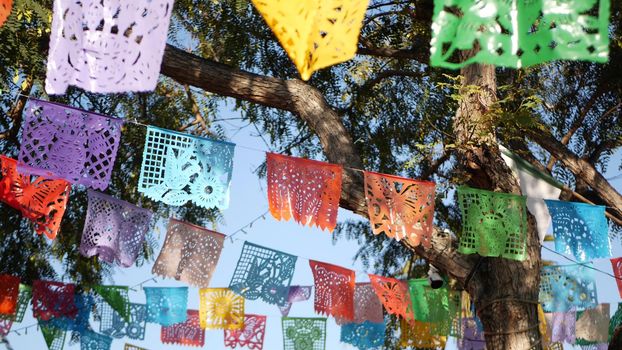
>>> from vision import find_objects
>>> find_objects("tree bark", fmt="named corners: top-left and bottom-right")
top-left (453, 61), bottom-right (542, 350)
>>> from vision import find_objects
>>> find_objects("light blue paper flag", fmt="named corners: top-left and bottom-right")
top-left (138, 126), bottom-right (235, 209)
top-left (340, 321), bottom-right (385, 350)
top-left (80, 330), bottom-right (113, 350)
top-left (545, 200), bottom-right (610, 262)
top-left (144, 287), bottom-right (188, 326)
top-left (539, 263), bottom-right (598, 313)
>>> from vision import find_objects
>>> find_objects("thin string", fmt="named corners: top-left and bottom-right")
top-left (540, 244), bottom-right (622, 281)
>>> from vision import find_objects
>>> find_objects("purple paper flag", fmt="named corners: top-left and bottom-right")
top-left (545, 311), bottom-right (576, 344)
top-left (278, 286), bottom-right (312, 316)
top-left (19, 99), bottom-right (123, 190)
top-left (80, 190), bottom-right (153, 267)
top-left (45, 0), bottom-right (174, 94)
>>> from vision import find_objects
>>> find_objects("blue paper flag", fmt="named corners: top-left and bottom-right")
top-left (144, 287), bottom-right (188, 326)
top-left (100, 303), bottom-right (146, 340)
top-left (138, 126), bottom-right (235, 209)
top-left (545, 200), bottom-right (610, 262)
top-left (540, 264), bottom-right (598, 312)
top-left (80, 330), bottom-right (112, 350)
top-left (41, 294), bottom-right (93, 334)
top-left (340, 321), bottom-right (385, 350)
top-left (229, 242), bottom-right (297, 306)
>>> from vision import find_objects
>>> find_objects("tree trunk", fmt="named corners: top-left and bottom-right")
top-left (453, 62), bottom-right (543, 350)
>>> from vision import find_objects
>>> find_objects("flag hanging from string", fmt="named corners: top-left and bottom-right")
top-left (138, 126), bottom-right (235, 209)
top-left (429, 0), bottom-right (610, 69)
top-left (250, 0), bottom-right (369, 80)
top-left (45, 0), bottom-right (175, 94)
top-left (309, 260), bottom-right (355, 321)
top-left (224, 314), bottom-right (267, 350)
top-left (19, 99), bottom-right (123, 190)
top-left (408, 278), bottom-right (458, 336)
top-left (336, 283), bottom-right (383, 325)
top-left (94, 285), bottom-right (130, 322)
top-left (229, 242), bottom-right (297, 306)
top-left (368, 274), bottom-right (414, 323)
top-left (340, 321), bottom-right (385, 350)
top-left (100, 302), bottom-right (146, 340)
top-left (457, 186), bottom-right (528, 261)
top-left (81, 190), bottom-right (153, 267)
top-left (80, 330), bottom-right (113, 350)
top-left (32, 280), bottom-right (77, 321)
top-left (545, 200), bottom-right (611, 262)
top-left (0, 275), bottom-right (19, 316)
top-left (161, 309), bottom-right (205, 347)
top-left (575, 304), bottom-right (610, 345)
top-left (198, 288), bottom-right (244, 330)
top-left (278, 286), bottom-right (312, 317)
top-left (39, 321), bottom-right (66, 350)
top-left (41, 294), bottom-right (93, 334)
top-left (0, 0), bottom-right (11, 27)
top-left (610, 258), bottom-right (622, 298)
top-left (152, 219), bottom-right (225, 288)
top-left (282, 317), bottom-right (327, 350)
top-left (458, 317), bottom-right (485, 350)
top-left (144, 287), bottom-right (189, 326)
top-left (4, 284), bottom-right (31, 323)
top-left (610, 303), bottom-right (622, 342)
top-left (540, 264), bottom-right (598, 312)
top-left (545, 310), bottom-right (576, 344)
top-left (0, 155), bottom-right (70, 240)
top-left (364, 171), bottom-right (435, 246)
top-left (266, 153), bottom-right (342, 231)
top-left (399, 319), bottom-right (447, 349)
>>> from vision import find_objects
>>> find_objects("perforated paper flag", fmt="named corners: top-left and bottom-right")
top-left (611, 258), bottom-right (622, 298)
top-left (0, 155), bottom-right (70, 240)
top-left (229, 242), bottom-right (297, 306)
top-left (368, 274), bottom-right (414, 323)
top-left (81, 330), bottom-right (112, 350)
top-left (267, 153), bottom-right (342, 231)
top-left (32, 280), bottom-right (77, 321)
top-left (224, 314), bottom-right (267, 350)
top-left (458, 317), bottom-right (485, 350)
top-left (153, 219), bottom-right (225, 288)
top-left (336, 283), bottom-right (383, 325)
top-left (545, 200), bottom-right (610, 262)
top-left (282, 317), bottom-right (327, 350)
top-left (430, 0), bottom-right (610, 69)
top-left (40, 322), bottom-right (66, 350)
top-left (94, 285), bottom-right (130, 323)
top-left (575, 304), bottom-right (610, 344)
top-left (278, 286), bottom-right (312, 317)
top-left (138, 126), bottom-right (235, 209)
top-left (45, 0), bottom-right (174, 94)
top-left (199, 288), bottom-right (244, 330)
top-left (0, 318), bottom-right (12, 336)
top-left (100, 303), bottom-right (146, 340)
top-left (124, 345), bottom-right (147, 350)
top-left (610, 303), bottom-right (622, 342)
top-left (41, 294), bottom-right (93, 334)
top-left (364, 171), bottom-right (435, 245)
top-left (19, 99), bottom-right (123, 190)
top-left (309, 260), bottom-right (355, 321)
top-left (408, 278), bottom-right (459, 336)
top-left (545, 310), bottom-right (576, 344)
top-left (161, 309), bottom-right (205, 347)
top-left (251, 0), bottom-right (369, 80)
top-left (0, 0), bottom-right (11, 27)
top-left (399, 319), bottom-right (447, 349)
top-left (0, 275), bottom-right (19, 316)
top-left (144, 287), bottom-right (188, 326)
top-left (1, 284), bottom-right (32, 322)
top-left (81, 190), bottom-right (153, 267)
top-left (540, 264), bottom-right (598, 312)
top-left (457, 186), bottom-right (528, 261)
top-left (340, 321), bottom-right (385, 350)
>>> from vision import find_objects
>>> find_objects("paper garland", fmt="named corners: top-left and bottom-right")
top-left (0, 155), bottom-right (70, 240)
top-left (45, 0), bottom-right (175, 94)
top-left (282, 317), bottom-right (327, 350)
top-left (229, 241), bottom-right (297, 306)
top-left (152, 219), bottom-right (225, 288)
top-left (457, 186), bottom-right (528, 261)
top-left (429, 0), bottom-right (610, 69)
top-left (266, 152), bottom-right (342, 231)
top-left (198, 288), bottom-right (244, 330)
top-left (0, 0), bottom-right (11, 27)
top-left (368, 274), bottom-right (414, 323)
top-left (309, 260), bottom-right (355, 321)
top-left (81, 190), bottom-right (153, 267)
top-left (224, 314), bottom-right (267, 350)
top-left (138, 126), bottom-right (235, 209)
top-left (0, 275), bottom-right (19, 316)
top-left (19, 99), bottom-right (123, 190)
top-left (540, 264), bottom-right (598, 313)
top-left (340, 321), bottom-right (385, 350)
top-left (32, 280), bottom-right (77, 321)
top-left (545, 200), bottom-right (611, 262)
top-left (161, 309), bottom-right (205, 347)
top-left (144, 287), bottom-right (189, 326)
top-left (250, 0), bottom-right (369, 80)
top-left (364, 171), bottom-right (435, 245)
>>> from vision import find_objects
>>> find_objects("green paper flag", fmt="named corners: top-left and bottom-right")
top-left (457, 186), bottom-right (528, 261)
top-left (408, 278), bottom-right (460, 336)
top-left (39, 322), bottom-right (66, 350)
top-left (94, 285), bottom-right (130, 322)
top-left (430, 0), bottom-right (610, 69)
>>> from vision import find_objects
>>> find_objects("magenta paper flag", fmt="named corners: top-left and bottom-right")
top-left (224, 314), bottom-right (267, 350)
top-left (80, 190), bottom-right (153, 267)
top-left (45, 0), bottom-right (174, 94)
top-left (19, 99), bottom-right (123, 190)
top-left (161, 310), bottom-right (205, 347)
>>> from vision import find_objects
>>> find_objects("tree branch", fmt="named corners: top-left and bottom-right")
top-left (160, 44), bottom-right (475, 282)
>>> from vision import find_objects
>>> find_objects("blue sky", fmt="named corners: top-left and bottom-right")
top-left (4, 104), bottom-right (622, 350)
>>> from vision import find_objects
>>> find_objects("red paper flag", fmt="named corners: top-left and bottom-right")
top-left (309, 260), bottom-right (355, 321)
top-left (267, 153), bottom-right (342, 231)
top-left (611, 257), bottom-right (622, 298)
top-left (161, 310), bottom-right (205, 347)
top-left (224, 314), bottom-right (267, 350)
top-left (32, 280), bottom-right (77, 321)
top-left (0, 275), bottom-right (19, 316)
top-left (0, 0), bottom-right (11, 27)
top-left (369, 274), bottom-right (414, 323)
top-left (364, 171), bottom-right (435, 246)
